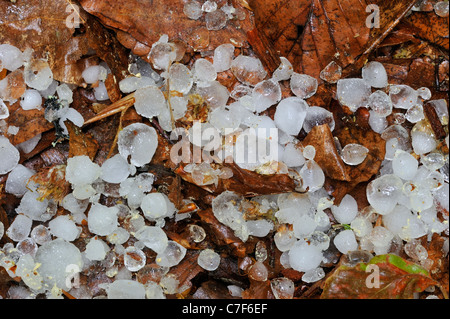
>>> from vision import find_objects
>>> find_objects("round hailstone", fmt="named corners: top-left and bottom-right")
top-left (290, 73), bottom-right (318, 99)
top-left (368, 110), bottom-right (388, 134)
top-left (169, 63), bottom-right (193, 94)
top-left (106, 227), bottom-right (130, 245)
top-left (293, 214), bottom-right (317, 238)
top-left (382, 204), bottom-right (427, 241)
top-left (434, 1), bottom-right (449, 17)
top-left (319, 61), bottom-right (342, 84)
top-left (197, 249), bottom-right (221, 271)
top-left (30, 226), bottom-right (50, 246)
top-left (368, 90), bottom-right (392, 117)
top-left (156, 240), bottom-right (187, 267)
top-left (213, 43), bottom-right (235, 73)
top-left (350, 217), bottom-right (373, 238)
top-left (233, 126), bottom-right (279, 172)
top-left (281, 142), bottom-right (305, 168)
top-left (35, 238), bottom-right (83, 290)
top-left (274, 97), bottom-right (309, 135)
top-left (20, 89), bottom-right (42, 110)
top-left (5, 164), bottom-right (35, 197)
top-left (84, 237), bottom-right (110, 261)
top-left (417, 87), bottom-right (432, 100)
top-left (106, 280), bottom-right (146, 299)
top-left (202, 0), bottom-right (217, 12)
top-left (333, 229), bottom-right (358, 254)
top-left (196, 80), bottom-right (229, 109)
top-left (252, 79), bottom-right (282, 113)
top-left (209, 107), bottom-right (241, 134)
top-left (405, 104), bottom-right (424, 123)
top-left (270, 277), bottom-right (295, 299)
top-left (24, 60), bottom-right (53, 91)
top-left (306, 231), bottom-right (330, 251)
top-left (16, 190), bottom-right (49, 221)
top-left (392, 150), bottom-right (418, 180)
top-left (362, 61), bottom-right (388, 88)
top-left (58, 108), bottom-right (85, 134)
top-left (100, 154), bottom-right (131, 184)
top-left (48, 215), bottom-right (80, 242)
top-left (274, 227), bottom-right (296, 252)
top-left (299, 160), bottom-right (325, 192)
top-left (366, 174), bottom-right (403, 215)
top-left (302, 106), bottom-right (335, 133)
top-left (411, 131), bottom-right (437, 155)
top-left (231, 55), bottom-right (267, 86)
top-left (134, 226), bottom-right (168, 254)
top-left (272, 57), bottom-right (293, 82)
top-left (288, 241), bottom-right (323, 272)
top-left (303, 145), bottom-right (316, 160)
top-left (81, 65), bottom-right (107, 84)
top-left (331, 194), bottom-right (358, 224)
top-left (0, 44), bottom-right (24, 71)
top-left (87, 203), bottom-right (119, 236)
top-left (119, 76), bottom-right (155, 94)
top-left (341, 143), bottom-right (369, 166)
top-left (65, 155), bottom-right (101, 186)
top-left (389, 84), bottom-right (418, 110)
top-left (193, 58), bottom-right (217, 83)
top-left (421, 152), bottom-right (445, 171)
top-left (6, 214), bottom-right (32, 242)
top-left (149, 37), bottom-right (177, 71)
top-left (133, 86), bottom-right (166, 119)
top-left (183, 0), bottom-right (203, 20)
top-left (124, 246), bottom-right (146, 272)
top-left (56, 83), bottom-right (73, 104)
top-left (0, 136), bottom-right (20, 175)
top-left (140, 192), bottom-right (175, 220)
top-left (246, 219), bottom-right (273, 237)
top-left (336, 78), bottom-right (371, 112)
top-left (118, 123), bottom-right (158, 167)
top-left (205, 10), bottom-right (228, 31)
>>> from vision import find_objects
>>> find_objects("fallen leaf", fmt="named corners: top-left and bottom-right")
top-left (0, 0), bottom-right (128, 86)
top-left (79, 0), bottom-right (252, 58)
top-left (66, 121), bottom-right (99, 161)
top-left (321, 254), bottom-right (440, 299)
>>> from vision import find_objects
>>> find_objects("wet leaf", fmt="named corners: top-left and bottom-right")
top-left (0, 0), bottom-right (128, 86)
top-left (321, 254), bottom-right (439, 299)
top-left (249, 0), bottom-right (417, 79)
top-left (302, 124), bottom-right (350, 182)
top-left (79, 0), bottom-right (252, 57)
top-left (6, 102), bottom-right (53, 146)
top-left (66, 121), bottom-right (99, 161)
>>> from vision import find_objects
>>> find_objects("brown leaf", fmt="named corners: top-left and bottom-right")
top-left (66, 121), bottom-right (99, 161)
top-left (403, 11), bottom-right (449, 51)
top-left (197, 208), bottom-right (248, 258)
top-left (0, 0), bottom-right (128, 86)
top-left (167, 250), bottom-right (205, 293)
top-left (79, 0), bottom-right (252, 56)
top-left (249, 0), bottom-right (416, 80)
top-left (241, 279), bottom-right (272, 299)
top-left (6, 102), bottom-right (53, 146)
top-left (302, 124), bottom-right (350, 181)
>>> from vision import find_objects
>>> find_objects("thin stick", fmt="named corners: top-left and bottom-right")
top-left (83, 93), bottom-right (135, 126)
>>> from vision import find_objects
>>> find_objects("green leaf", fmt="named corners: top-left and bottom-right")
top-left (321, 254), bottom-right (439, 299)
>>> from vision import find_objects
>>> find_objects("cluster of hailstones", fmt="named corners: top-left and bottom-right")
top-left (0, 25), bottom-right (449, 299)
